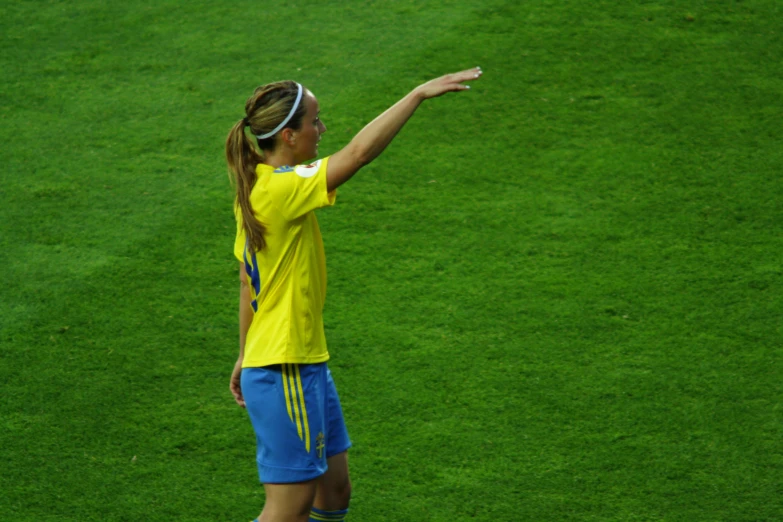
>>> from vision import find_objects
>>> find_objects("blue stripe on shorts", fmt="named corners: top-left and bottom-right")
top-left (241, 363), bottom-right (351, 483)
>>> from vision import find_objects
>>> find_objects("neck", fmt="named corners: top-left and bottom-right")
top-left (262, 148), bottom-right (299, 169)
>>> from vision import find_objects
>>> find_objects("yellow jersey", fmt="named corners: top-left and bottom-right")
top-left (234, 157), bottom-right (336, 367)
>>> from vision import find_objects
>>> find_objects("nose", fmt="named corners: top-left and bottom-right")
top-left (319, 121), bottom-right (327, 133)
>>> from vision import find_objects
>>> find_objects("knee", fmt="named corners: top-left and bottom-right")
top-left (319, 475), bottom-right (351, 511)
top-left (337, 477), bottom-right (352, 508)
top-left (316, 452), bottom-right (352, 511)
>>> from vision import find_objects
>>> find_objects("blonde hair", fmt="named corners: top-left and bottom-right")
top-left (225, 81), bottom-right (306, 253)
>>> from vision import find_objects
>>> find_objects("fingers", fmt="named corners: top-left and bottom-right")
top-left (457, 66), bottom-right (483, 80)
top-left (416, 67), bottom-right (483, 98)
top-left (232, 388), bottom-right (246, 408)
top-left (230, 378), bottom-right (246, 408)
top-left (446, 66), bottom-right (483, 91)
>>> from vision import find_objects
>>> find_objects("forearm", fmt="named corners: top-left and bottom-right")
top-left (325, 68), bottom-right (480, 191)
top-left (231, 272), bottom-right (253, 408)
top-left (347, 88), bottom-right (424, 166)
top-left (238, 282), bottom-right (254, 360)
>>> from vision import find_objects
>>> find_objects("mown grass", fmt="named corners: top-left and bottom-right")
top-left (1, 0), bottom-right (781, 520)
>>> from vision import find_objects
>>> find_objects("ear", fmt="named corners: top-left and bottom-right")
top-left (280, 128), bottom-right (297, 147)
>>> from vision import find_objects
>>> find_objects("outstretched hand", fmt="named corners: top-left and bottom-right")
top-left (415, 67), bottom-right (483, 100)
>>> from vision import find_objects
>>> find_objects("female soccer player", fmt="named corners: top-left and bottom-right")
top-left (225, 67), bottom-right (482, 522)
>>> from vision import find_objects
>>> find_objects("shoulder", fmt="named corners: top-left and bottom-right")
top-left (269, 158), bottom-right (329, 179)
top-left (293, 158), bottom-right (327, 179)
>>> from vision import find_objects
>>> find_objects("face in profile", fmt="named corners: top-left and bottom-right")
top-left (292, 89), bottom-right (327, 162)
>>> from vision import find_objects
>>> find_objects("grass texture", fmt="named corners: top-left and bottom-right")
top-left (1, 0), bottom-right (781, 520)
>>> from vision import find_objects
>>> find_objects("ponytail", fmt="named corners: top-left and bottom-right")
top-left (225, 80), bottom-right (306, 254)
top-left (226, 118), bottom-right (266, 253)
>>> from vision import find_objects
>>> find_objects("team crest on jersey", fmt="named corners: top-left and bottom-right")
top-left (316, 432), bottom-right (325, 459)
top-left (294, 160), bottom-right (321, 178)
top-left (273, 166), bottom-right (294, 174)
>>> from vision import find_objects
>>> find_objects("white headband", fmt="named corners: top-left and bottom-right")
top-left (255, 83), bottom-right (303, 140)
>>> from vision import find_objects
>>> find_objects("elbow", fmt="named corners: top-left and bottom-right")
top-left (357, 152), bottom-right (372, 168)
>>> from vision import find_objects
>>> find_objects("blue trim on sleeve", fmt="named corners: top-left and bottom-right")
top-left (243, 239), bottom-right (261, 312)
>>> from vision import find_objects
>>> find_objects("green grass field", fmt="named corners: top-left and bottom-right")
top-left (2, 1), bottom-right (781, 520)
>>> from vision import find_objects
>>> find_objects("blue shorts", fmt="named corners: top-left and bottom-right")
top-left (241, 363), bottom-right (351, 483)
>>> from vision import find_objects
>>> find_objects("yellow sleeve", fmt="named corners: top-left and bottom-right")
top-left (265, 157), bottom-right (336, 221)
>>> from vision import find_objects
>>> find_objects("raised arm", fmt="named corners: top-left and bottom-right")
top-left (326, 67), bottom-right (482, 192)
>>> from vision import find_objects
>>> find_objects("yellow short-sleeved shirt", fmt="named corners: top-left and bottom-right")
top-left (234, 157), bottom-right (336, 367)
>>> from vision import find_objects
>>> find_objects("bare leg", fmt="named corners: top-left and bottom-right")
top-left (258, 480), bottom-right (318, 522)
top-left (313, 451), bottom-right (351, 511)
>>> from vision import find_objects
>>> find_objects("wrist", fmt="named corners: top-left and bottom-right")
top-left (410, 86), bottom-right (427, 104)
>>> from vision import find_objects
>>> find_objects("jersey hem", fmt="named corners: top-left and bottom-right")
top-left (242, 354), bottom-right (330, 368)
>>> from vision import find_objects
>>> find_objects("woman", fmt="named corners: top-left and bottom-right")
top-left (225, 67), bottom-right (482, 522)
